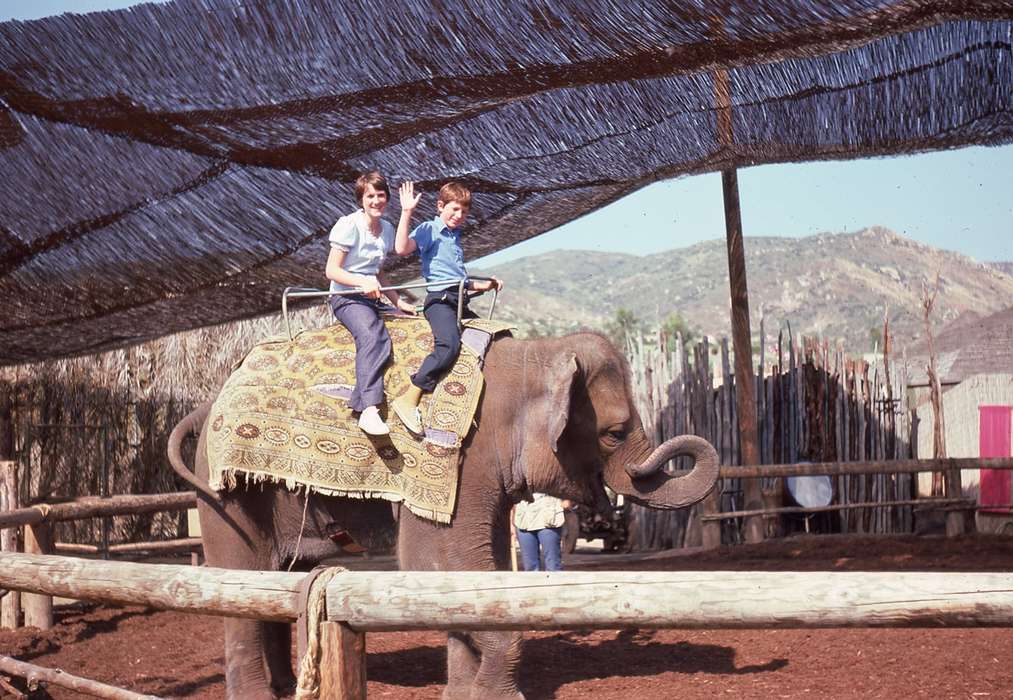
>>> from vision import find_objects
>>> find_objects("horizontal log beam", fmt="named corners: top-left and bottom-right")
top-left (0, 553), bottom-right (303, 622)
top-left (326, 570), bottom-right (1013, 631)
top-left (718, 457), bottom-right (1013, 480)
top-left (108, 538), bottom-right (202, 554)
top-left (54, 542), bottom-right (101, 555)
top-left (0, 654), bottom-right (161, 700)
top-left (0, 493), bottom-right (197, 530)
top-left (4, 555), bottom-right (1012, 635)
top-left (54, 538), bottom-right (203, 556)
top-left (699, 498), bottom-right (974, 521)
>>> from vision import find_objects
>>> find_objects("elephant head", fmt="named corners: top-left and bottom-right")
top-left (509, 332), bottom-right (718, 512)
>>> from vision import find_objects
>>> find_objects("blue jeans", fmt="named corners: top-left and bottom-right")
top-left (329, 294), bottom-right (392, 412)
top-left (411, 290), bottom-right (478, 391)
top-left (516, 527), bottom-right (563, 571)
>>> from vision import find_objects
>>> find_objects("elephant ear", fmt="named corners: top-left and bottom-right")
top-left (548, 353), bottom-right (579, 453)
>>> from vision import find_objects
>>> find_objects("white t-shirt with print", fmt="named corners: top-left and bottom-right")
top-left (513, 493), bottom-right (566, 531)
top-left (328, 210), bottom-right (396, 293)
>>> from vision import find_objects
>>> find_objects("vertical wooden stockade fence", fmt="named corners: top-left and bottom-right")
top-left (624, 329), bottom-right (971, 549)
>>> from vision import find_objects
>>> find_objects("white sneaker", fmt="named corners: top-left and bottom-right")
top-left (357, 406), bottom-right (390, 436)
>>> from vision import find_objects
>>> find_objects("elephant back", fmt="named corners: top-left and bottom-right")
top-left (204, 316), bottom-right (512, 523)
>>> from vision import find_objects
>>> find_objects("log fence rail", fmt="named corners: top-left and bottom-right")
top-left (1, 552), bottom-right (1012, 700)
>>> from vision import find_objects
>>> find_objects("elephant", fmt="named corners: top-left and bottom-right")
top-left (168, 331), bottom-right (718, 700)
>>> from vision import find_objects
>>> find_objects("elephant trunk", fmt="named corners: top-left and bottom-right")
top-left (605, 434), bottom-right (719, 510)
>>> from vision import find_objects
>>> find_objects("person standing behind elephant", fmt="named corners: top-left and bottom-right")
top-left (325, 171), bottom-right (416, 436)
top-left (390, 180), bottom-right (502, 435)
top-left (513, 493), bottom-right (572, 571)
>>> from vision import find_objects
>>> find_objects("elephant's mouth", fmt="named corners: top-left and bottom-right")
top-left (589, 472), bottom-right (615, 516)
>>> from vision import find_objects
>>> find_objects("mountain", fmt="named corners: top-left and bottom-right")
top-left (473, 226), bottom-right (1013, 352)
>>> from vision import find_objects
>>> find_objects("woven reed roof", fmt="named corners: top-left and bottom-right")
top-left (908, 307), bottom-right (1013, 385)
top-left (2, 0), bottom-right (1012, 365)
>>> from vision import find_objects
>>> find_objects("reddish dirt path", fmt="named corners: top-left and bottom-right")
top-left (2, 534), bottom-right (1012, 699)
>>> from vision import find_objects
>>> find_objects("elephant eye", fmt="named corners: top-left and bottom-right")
top-left (601, 428), bottom-right (626, 446)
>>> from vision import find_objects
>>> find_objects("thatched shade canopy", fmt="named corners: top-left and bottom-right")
top-left (2, 0), bottom-right (1012, 364)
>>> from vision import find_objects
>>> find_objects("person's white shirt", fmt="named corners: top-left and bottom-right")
top-left (514, 493), bottom-right (565, 531)
top-left (328, 210), bottom-right (395, 293)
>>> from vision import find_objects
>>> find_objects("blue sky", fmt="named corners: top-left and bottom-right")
top-left (5, 0), bottom-right (1012, 267)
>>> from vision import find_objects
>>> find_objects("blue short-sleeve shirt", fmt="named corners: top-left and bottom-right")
top-left (410, 216), bottom-right (468, 292)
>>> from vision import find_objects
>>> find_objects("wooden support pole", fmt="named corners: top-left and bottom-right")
top-left (318, 621), bottom-right (366, 700)
top-left (23, 523), bottom-right (54, 630)
top-left (944, 468), bottom-right (965, 537)
top-left (0, 461), bottom-right (21, 629)
top-left (0, 382), bottom-right (12, 464)
top-left (325, 570), bottom-right (1013, 631)
top-left (0, 492), bottom-right (197, 530)
top-left (715, 64), bottom-right (764, 544)
top-left (0, 654), bottom-right (162, 699)
top-left (700, 488), bottom-right (722, 549)
top-left (0, 552), bottom-right (304, 622)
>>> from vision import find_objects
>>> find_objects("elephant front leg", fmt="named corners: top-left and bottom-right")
top-left (444, 631), bottom-right (524, 700)
top-left (264, 621), bottom-right (296, 696)
top-left (223, 618), bottom-right (277, 700)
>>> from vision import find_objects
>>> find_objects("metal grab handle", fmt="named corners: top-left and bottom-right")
top-left (282, 276), bottom-right (500, 340)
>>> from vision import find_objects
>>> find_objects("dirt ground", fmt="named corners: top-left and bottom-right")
top-left (2, 534), bottom-right (1012, 699)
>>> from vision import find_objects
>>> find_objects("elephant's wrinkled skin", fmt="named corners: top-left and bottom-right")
top-left (168, 332), bottom-right (718, 700)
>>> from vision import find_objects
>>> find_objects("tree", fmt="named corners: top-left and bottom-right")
top-left (659, 313), bottom-right (696, 347)
top-left (604, 308), bottom-right (644, 349)
top-left (868, 326), bottom-right (883, 352)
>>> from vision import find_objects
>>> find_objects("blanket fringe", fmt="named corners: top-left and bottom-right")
top-left (209, 468), bottom-right (452, 524)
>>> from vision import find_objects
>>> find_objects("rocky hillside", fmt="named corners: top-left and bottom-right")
top-left (473, 227), bottom-right (1013, 352)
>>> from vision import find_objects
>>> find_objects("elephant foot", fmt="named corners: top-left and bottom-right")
top-left (443, 687), bottom-right (523, 700)
top-left (229, 688), bottom-right (277, 700)
top-left (271, 677), bottom-right (296, 698)
top-left (466, 686), bottom-right (525, 700)
top-left (443, 680), bottom-right (524, 700)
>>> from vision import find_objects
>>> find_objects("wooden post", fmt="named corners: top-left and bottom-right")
top-left (1, 461), bottom-right (21, 628)
top-left (715, 65), bottom-right (764, 544)
top-left (23, 523), bottom-right (54, 629)
top-left (700, 489), bottom-right (721, 549)
top-left (318, 621), bottom-right (366, 700)
top-left (0, 382), bottom-right (12, 464)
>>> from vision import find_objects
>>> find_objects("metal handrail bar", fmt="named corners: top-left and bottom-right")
top-left (282, 277), bottom-right (499, 340)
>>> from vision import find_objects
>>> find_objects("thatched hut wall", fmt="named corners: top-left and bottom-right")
top-left (0, 304), bottom-right (332, 544)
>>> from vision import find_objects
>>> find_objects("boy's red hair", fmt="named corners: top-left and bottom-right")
top-left (438, 181), bottom-right (471, 207)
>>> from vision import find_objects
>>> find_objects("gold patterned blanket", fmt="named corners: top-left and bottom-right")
top-left (206, 316), bottom-right (513, 523)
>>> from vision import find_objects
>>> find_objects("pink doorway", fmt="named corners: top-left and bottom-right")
top-left (979, 406), bottom-right (1012, 513)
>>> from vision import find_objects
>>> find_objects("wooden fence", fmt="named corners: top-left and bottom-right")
top-left (627, 330), bottom-right (922, 548)
top-left (0, 379), bottom-right (195, 549)
top-left (0, 477), bottom-right (198, 632)
top-left (1, 552), bottom-right (1012, 699)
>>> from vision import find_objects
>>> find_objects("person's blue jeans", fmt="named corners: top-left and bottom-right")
top-left (411, 290), bottom-right (478, 391)
top-left (516, 527), bottom-right (563, 571)
top-left (329, 294), bottom-right (392, 412)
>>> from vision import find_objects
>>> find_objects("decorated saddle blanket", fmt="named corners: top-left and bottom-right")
top-left (206, 316), bottom-right (513, 523)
